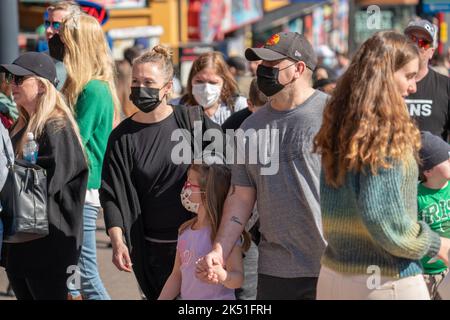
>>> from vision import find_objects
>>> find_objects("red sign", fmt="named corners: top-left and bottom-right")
top-left (77, 1), bottom-right (109, 25)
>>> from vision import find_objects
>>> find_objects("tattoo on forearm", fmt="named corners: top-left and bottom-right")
top-left (230, 216), bottom-right (243, 226)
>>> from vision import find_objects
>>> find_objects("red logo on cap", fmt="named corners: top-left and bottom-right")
top-left (266, 34), bottom-right (280, 46)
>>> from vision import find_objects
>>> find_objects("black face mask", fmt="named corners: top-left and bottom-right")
top-left (48, 34), bottom-right (65, 62)
top-left (129, 87), bottom-right (163, 113)
top-left (256, 63), bottom-right (296, 97)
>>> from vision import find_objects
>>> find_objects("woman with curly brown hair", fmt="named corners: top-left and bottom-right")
top-left (314, 31), bottom-right (450, 300)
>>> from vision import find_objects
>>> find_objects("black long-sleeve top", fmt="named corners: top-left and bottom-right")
top-left (3, 119), bottom-right (88, 277)
top-left (100, 105), bottom-right (222, 296)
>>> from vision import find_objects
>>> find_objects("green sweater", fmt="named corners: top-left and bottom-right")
top-left (75, 80), bottom-right (114, 189)
top-left (321, 153), bottom-right (441, 278)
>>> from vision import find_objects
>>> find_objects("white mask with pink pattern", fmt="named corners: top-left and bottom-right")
top-left (180, 181), bottom-right (204, 214)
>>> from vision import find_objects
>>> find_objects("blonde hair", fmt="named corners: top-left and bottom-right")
top-left (132, 45), bottom-right (174, 100)
top-left (47, 0), bottom-right (82, 16)
top-left (16, 77), bottom-right (84, 159)
top-left (60, 13), bottom-right (121, 121)
top-left (314, 31), bottom-right (421, 187)
top-left (179, 164), bottom-right (251, 252)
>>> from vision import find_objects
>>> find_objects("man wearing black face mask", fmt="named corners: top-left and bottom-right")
top-left (197, 32), bottom-right (329, 300)
top-left (44, 1), bottom-right (82, 91)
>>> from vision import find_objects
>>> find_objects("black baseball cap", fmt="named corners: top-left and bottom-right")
top-left (226, 56), bottom-right (247, 72)
top-left (245, 32), bottom-right (317, 70)
top-left (419, 131), bottom-right (450, 173)
top-left (0, 52), bottom-right (58, 87)
top-left (404, 19), bottom-right (437, 46)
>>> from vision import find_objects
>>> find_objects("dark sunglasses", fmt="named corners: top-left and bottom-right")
top-left (44, 20), bottom-right (62, 30)
top-left (5, 73), bottom-right (28, 86)
top-left (408, 34), bottom-right (433, 49)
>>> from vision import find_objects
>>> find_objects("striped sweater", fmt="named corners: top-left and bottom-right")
top-left (320, 153), bottom-right (441, 278)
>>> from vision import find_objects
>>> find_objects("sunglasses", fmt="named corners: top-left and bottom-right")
top-left (44, 20), bottom-right (62, 31)
top-left (408, 34), bottom-right (433, 49)
top-left (5, 73), bottom-right (29, 86)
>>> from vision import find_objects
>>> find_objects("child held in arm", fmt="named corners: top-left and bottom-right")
top-left (158, 160), bottom-right (250, 300)
top-left (418, 131), bottom-right (450, 300)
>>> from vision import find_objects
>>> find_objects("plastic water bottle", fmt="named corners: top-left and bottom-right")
top-left (23, 132), bottom-right (38, 164)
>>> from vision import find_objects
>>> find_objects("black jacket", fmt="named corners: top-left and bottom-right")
top-left (99, 105), bottom-right (222, 298)
top-left (2, 119), bottom-right (88, 277)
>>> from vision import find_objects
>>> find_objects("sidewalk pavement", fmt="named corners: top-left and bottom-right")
top-left (0, 215), bottom-right (142, 300)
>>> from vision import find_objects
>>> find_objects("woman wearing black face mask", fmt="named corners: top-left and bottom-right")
top-left (100, 45), bottom-right (222, 300)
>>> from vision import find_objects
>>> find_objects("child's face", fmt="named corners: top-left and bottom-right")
top-left (186, 169), bottom-right (204, 206)
top-left (247, 99), bottom-right (264, 113)
top-left (427, 159), bottom-right (450, 181)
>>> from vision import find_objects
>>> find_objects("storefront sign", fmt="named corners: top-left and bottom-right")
top-left (188, 0), bottom-right (263, 43)
top-left (423, 0), bottom-right (450, 13)
top-left (77, 1), bottom-right (109, 25)
top-left (89, 0), bottom-right (147, 9)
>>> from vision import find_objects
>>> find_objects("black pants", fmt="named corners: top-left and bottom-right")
top-left (7, 272), bottom-right (69, 300)
top-left (236, 240), bottom-right (258, 300)
top-left (139, 241), bottom-right (177, 300)
top-left (257, 274), bottom-right (318, 300)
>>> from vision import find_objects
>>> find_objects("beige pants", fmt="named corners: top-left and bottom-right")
top-left (316, 266), bottom-right (430, 300)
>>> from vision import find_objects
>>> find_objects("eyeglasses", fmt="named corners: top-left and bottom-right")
top-left (5, 73), bottom-right (29, 86)
top-left (44, 20), bottom-right (62, 31)
top-left (184, 181), bottom-right (203, 190)
top-left (408, 34), bottom-right (433, 50)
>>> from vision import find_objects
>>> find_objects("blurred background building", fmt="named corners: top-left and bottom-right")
top-left (0, 0), bottom-right (449, 90)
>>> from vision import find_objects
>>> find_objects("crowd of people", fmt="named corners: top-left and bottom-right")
top-left (0, 0), bottom-right (449, 301)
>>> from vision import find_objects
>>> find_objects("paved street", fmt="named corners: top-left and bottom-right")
top-left (0, 214), bottom-right (142, 300)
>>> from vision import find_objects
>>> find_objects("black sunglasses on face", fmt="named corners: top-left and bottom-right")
top-left (6, 73), bottom-right (28, 86)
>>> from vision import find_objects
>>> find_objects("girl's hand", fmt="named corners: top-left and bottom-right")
top-left (211, 263), bottom-right (228, 284)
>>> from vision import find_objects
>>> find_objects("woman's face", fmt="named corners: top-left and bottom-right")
top-left (191, 67), bottom-right (224, 88)
top-left (10, 75), bottom-right (42, 114)
top-left (393, 58), bottom-right (419, 97)
top-left (131, 62), bottom-right (171, 99)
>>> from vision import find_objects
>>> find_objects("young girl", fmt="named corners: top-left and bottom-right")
top-left (158, 163), bottom-right (250, 300)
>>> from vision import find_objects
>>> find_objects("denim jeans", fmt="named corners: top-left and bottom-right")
top-left (68, 204), bottom-right (110, 300)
